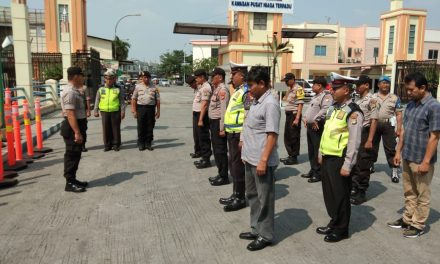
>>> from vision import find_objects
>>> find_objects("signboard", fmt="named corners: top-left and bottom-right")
top-left (229, 0), bottom-right (294, 14)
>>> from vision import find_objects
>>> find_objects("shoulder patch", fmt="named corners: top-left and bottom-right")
top-left (219, 89), bottom-right (226, 100)
top-left (350, 112), bottom-right (358, 125)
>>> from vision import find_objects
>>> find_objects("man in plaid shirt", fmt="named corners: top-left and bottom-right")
top-left (388, 72), bottom-right (440, 238)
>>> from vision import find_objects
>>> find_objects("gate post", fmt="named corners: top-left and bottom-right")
top-left (391, 62), bottom-right (397, 94)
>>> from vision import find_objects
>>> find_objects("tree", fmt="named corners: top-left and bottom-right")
top-left (112, 36), bottom-right (131, 61)
top-left (192, 57), bottom-right (218, 72)
top-left (158, 50), bottom-right (193, 78)
top-left (264, 32), bottom-right (293, 88)
top-left (43, 64), bottom-right (63, 81)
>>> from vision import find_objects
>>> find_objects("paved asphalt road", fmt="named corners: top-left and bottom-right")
top-left (0, 85), bottom-right (439, 264)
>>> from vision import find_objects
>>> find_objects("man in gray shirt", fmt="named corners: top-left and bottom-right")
top-left (239, 67), bottom-right (280, 251)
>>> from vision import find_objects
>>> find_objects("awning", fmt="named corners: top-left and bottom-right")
top-left (281, 28), bottom-right (337, 38)
top-left (173, 23), bottom-right (236, 36)
top-left (339, 64), bottom-right (387, 70)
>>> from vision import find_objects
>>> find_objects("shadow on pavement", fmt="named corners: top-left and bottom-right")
top-left (373, 163), bottom-right (391, 174)
top-left (276, 167), bottom-right (300, 181)
top-left (297, 153), bottom-right (309, 164)
top-left (21, 174), bottom-right (51, 182)
top-left (29, 158), bottom-right (65, 169)
top-left (0, 202), bottom-right (7, 207)
top-left (88, 171), bottom-right (147, 188)
top-left (0, 190), bottom-right (21, 198)
top-left (367, 181), bottom-right (388, 201)
top-left (275, 183), bottom-right (289, 200)
top-left (154, 143), bottom-right (185, 149)
top-left (351, 204), bottom-right (376, 236)
top-left (274, 208), bottom-right (312, 244)
top-left (122, 138), bottom-right (179, 145)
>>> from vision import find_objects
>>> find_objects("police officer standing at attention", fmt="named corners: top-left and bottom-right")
top-left (94, 69), bottom-right (126, 151)
top-left (280, 73), bottom-right (304, 165)
top-left (60, 66), bottom-right (88, 192)
top-left (220, 67), bottom-right (249, 212)
top-left (187, 75), bottom-right (201, 159)
top-left (302, 77), bottom-right (333, 183)
top-left (193, 69), bottom-right (213, 169)
top-left (316, 79), bottom-right (363, 242)
top-left (371, 76), bottom-right (403, 182)
top-left (207, 68), bottom-right (230, 186)
top-left (131, 71), bottom-right (160, 151)
top-left (350, 75), bottom-right (378, 205)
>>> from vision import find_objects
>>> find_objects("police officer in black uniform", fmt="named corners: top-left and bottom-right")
top-left (60, 67), bottom-right (88, 192)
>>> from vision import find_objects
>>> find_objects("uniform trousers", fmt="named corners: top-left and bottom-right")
top-left (192, 112), bottom-right (201, 154)
top-left (209, 119), bottom-right (228, 179)
top-left (284, 112), bottom-right (301, 157)
top-left (62, 118), bottom-right (87, 182)
top-left (245, 162), bottom-right (276, 242)
top-left (372, 121), bottom-right (398, 168)
top-left (193, 111), bottom-right (211, 161)
top-left (352, 127), bottom-right (374, 191)
top-left (227, 133), bottom-right (245, 198)
top-left (101, 111), bottom-right (121, 148)
top-left (306, 122), bottom-right (324, 178)
top-left (321, 155), bottom-right (352, 234)
top-left (137, 105), bottom-right (156, 145)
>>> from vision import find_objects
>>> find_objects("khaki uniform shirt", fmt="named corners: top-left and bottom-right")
top-left (372, 93), bottom-right (403, 120)
top-left (284, 84), bottom-right (305, 112)
top-left (355, 93), bottom-right (378, 127)
top-left (60, 83), bottom-right (86, 119)
top-left (305, 90), bottom-right (333, 123)
top-left (208, 83), bottom-right (230, 131)
top-left (192, 82), bottom-right (212, 112)
top-left (132, 83), bottom-right (160, 105)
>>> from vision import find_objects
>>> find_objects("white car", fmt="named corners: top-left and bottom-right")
top-left (159, 79), bottom-right (170, 87)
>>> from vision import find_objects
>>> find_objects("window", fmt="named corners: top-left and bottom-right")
top-left (408, 25), bottom-right (416, 54)
top-left (315, 45), bottom-right (327, 56)
top-left (428, 49), bottom-right (439, 60)
top-left (211, 48), bottom-right (219, 58)
top-left (253, 13), bottom-right (267, 30)
top-left (348, 48), bottom-right (353, 58)
top-left (373, 47), bottom-right (379, 57)
top-left (388, 25), bottom-right (395, 55)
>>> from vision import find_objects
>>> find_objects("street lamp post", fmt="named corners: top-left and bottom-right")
top-left (113, 14), bottom-right (141, 60)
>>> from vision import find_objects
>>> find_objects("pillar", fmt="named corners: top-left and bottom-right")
top-left (11, 0), bottom-right (34, 109)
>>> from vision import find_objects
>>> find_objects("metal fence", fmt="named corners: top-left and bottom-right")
top-left (394, 60), bottom-right (439, 102)
top-left (72, 48), bottom-right (102, 102)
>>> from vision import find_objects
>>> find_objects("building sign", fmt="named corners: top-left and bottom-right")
top-left (229, 0), bottom-right (294, 14)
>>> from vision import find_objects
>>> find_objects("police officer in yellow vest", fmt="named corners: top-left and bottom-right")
top-left (316, 79), bottom-right (363, 243)
top-left (219, 66), bottom-right (251, 212)
top-left (94, 69), bottom-right (126, 151)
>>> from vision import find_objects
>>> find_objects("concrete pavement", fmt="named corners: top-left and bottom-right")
top-left (0, 85), bottom-right (439, 264)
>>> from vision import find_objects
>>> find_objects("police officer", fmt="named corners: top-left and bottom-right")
top-left (371, 76), bottom-right (403, 182)
top-left (207, 68), bottom-right (230, 186)
top-left (131, 71), bottom-right (160, 151)
top-left (193, 69), bottom-right (213, 169)
top-left (60, 66), bottom-right (88, 192)
top-left (187, 75), bottom-right (201, 159)
top-left (302, 77), bottom-right (333, 183)
top-left (280, 73), bottom-right (304, 165)
top-left (316, 79), bottom-right (363, 243)
top-left (220, 67), bottom-right (249, 212)
top-left (350, 75), bottom-right (378, 205)
top-left (94, 69), bottom-right (126, 151)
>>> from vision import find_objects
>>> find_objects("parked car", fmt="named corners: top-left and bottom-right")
top-left (296, 79), bottom-right (315, 99)
top-left (159, 79), bottom-right (170, 87)
top-left (175, 79), bottom-right (184, 86)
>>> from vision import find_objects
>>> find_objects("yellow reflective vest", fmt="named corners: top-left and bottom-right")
top-left (98, 87), bottom-right (120, 112)
top-left (224, 86), bottom-right (247, 133)
top-left (320, 104), bottom-right (355, 157)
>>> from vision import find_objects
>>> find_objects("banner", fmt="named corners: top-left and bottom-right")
top-left (229, 0), bottom-right (294, 14)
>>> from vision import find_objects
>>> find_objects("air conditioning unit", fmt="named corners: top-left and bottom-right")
top-left (356, 58), bottom-right (361, 63)
top-left (354, 48), bottom-right (359, 53)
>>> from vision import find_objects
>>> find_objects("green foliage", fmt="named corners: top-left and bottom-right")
top-left (113, 37), bottom-right (131, 61)
top-left (158, 50), bottom-right (193, 78)
top-left (43, 64), bottom-right (63, 81)
top-left (192, 57), bottom-right (218, 73)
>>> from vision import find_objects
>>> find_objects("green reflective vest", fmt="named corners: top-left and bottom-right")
top-left (224, 87), bottom-right (246, 133)
top-left (320, 105), bottom-right (353, 157)
top-left (98, 87), bottom-right (120, 112)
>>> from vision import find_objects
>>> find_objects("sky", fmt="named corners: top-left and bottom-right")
top-left (1, 0), bottom-right (440, 62)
